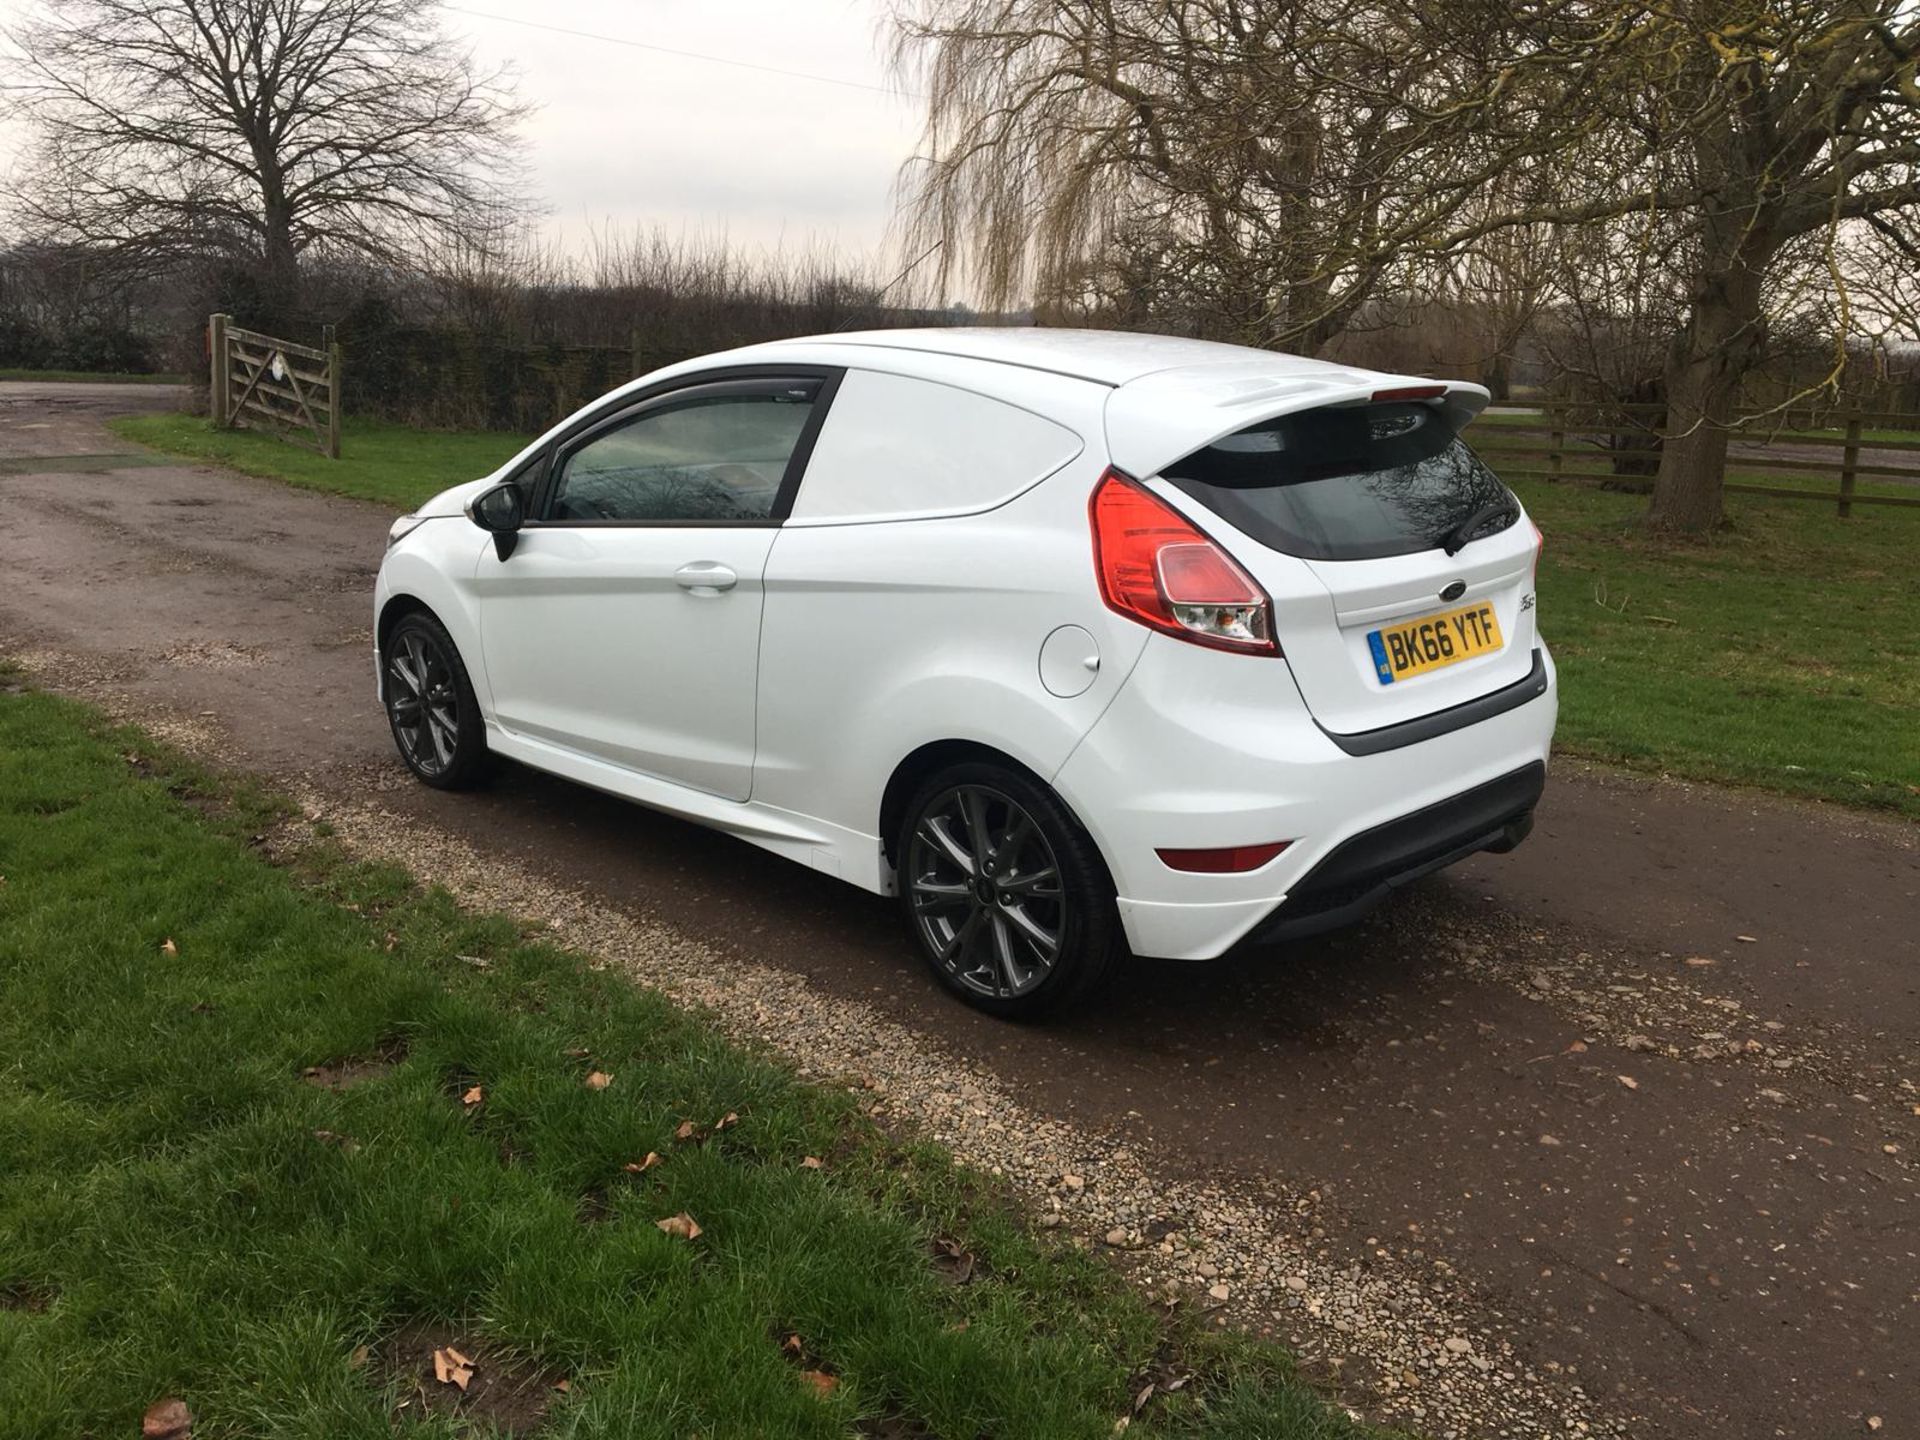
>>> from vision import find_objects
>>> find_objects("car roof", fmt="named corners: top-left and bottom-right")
top-left (775, 327), bottom-right (1379, 388)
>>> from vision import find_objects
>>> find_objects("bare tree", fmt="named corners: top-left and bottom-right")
top-left (1561, 3), bottom-right (1920, 533)
top-left (2, 0), bottom-right (529, 314)
top-left (893, 0), bottom-right (1920, 534)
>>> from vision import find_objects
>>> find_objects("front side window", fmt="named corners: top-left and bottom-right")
top-left (549, 385), bottom-right (816, 523)
top-left (1163, 402), bottom-right (1516, 561)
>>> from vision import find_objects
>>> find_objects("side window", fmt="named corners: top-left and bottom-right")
top-left (786, 369), bottom-right (1083, 522)
top-left (549, 386), bottom-right (816, 523)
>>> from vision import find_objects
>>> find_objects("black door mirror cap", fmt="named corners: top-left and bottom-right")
top-left (466, 480), bottom-right (524, 560)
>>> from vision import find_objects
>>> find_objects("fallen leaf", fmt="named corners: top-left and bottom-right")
top-left (348, 1344), bottom-right (370, 1370)
top-left (798, 1369), bottom-right (838, 1397)
top-left (1564, 1040), bottom-right (1587, 1053)
top-left (800, 1155), bottom-right (823, 1170)
top-left (461, 1085), bottom-right (484, 1107)
top-left (1133, 1381), bottom-right (1156, 1413)
top-left (312, 1128), bottom-right (360, 1155)
top-left (142, 1397), bottom-right (193, 1440)
top-left (713, 1110), bottom-right (739, 1130)
top-left (584, 1070), bottom-right (612, 1091)
top-left (674, 1119), bottom-right (700, 1142)
top-left (449, 1364), bottom-right (473, 1391)
top-left (1617, 1075), bottom-right (1639, 1090)
top-left (656, 1212), bottom-right (703, 1241)
top-left (160, 938), bottom-right (178, 957)
top-left (433, 1348), bottom-right (450, 1384)
top-left (444, 1346), bottom-right (473, 1369)
top-left (554, 1378), bottom-right (571, 1393)
top-left (781, 1332), bottom-right (804, 1355)
top-left (623, 1152), bottom-right (662, 1174)
top-left (562, 1046), bottom-right (590, 1059)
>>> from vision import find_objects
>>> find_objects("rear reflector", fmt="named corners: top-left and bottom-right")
top-left (1156, 841), bottom-right (1292, 873)
top-left (1089, 470), bottom-right (1277, 655)
top-left (1370, 385), bottom-right (1448, 402)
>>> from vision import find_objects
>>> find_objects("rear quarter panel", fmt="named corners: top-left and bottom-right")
top-left (752, 449), bottom-right (1149, 869)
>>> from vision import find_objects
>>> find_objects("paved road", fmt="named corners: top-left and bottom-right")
top-left (4, 381), bottom-right (1916, 1437)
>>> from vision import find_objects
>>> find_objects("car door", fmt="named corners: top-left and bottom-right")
top-left (472, 372), bottom-right (835, 801)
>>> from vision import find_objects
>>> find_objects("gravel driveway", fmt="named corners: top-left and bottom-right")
top-left (3, 381), bottom-right (1915, 1438)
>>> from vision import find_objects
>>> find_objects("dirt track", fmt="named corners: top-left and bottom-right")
top-left (3, 381), bottom-right (1916, 1438)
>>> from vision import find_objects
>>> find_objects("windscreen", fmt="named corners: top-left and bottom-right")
top-left (1161, 402), bottom-right (1516, 561)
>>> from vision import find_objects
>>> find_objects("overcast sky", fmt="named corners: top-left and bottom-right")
top-left (0, 0), bottom-right (926, 270)
top-left (442, 1), bottom-right (922, 263)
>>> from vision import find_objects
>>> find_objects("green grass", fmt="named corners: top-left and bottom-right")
top-left (0, 368), bottom-right (188, 384)
top-left (0, 682), bottom-right (1374, 1440)
top-left (1506, 475), bottom-right (1920, 818)
top-left (109, 411), bottom-right (533, 510)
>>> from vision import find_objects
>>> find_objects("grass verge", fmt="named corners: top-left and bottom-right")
top-left (108, 411), bottom-right (532, 510)
top-left (1505, 475), bottom-right (1919, 818)
top-left (0, 680), bottom-right (1374, 1440)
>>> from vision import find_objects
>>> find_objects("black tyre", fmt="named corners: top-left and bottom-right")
top-left (896, 761), bottom-right (1123, 1019)
top-left (382, 611), bottom-right (489, 789)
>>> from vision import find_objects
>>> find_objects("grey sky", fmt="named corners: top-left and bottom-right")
top-left (439, 1), bottom-right (922, 264)
top-left (0, 0), bottom-right (926, 265)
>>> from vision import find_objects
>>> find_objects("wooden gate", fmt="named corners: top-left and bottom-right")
top-left (208, 313), bottom-right (341, 458)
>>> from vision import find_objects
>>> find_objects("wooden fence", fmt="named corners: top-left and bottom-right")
top-left (1470, 402), bottom-right (1920, 514)
top-left (208, 313), bottom-right (341, 458)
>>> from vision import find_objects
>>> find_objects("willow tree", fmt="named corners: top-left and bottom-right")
top-left (889, 0), bottom-right (1619, 352)
top-left (2, 0), bottom-right (528, 315)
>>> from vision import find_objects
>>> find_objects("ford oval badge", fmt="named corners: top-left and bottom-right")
top-left (1440, 579), bottom-right (1467, 602)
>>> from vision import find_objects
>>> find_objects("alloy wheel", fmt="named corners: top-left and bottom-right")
top-left (906, 783), bottom-right (1065, 999)
top-left (385, 627), bottom-right (461, 778)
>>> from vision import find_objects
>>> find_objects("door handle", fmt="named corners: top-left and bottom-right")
top-left (674, 561), bottom-right (737, 595)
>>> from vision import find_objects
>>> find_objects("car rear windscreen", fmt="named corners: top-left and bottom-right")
top-left (1160, 402), bottom-right (1516, 561)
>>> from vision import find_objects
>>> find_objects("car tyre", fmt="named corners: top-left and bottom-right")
top-left (897, 761), bottom-right (1123, 1019)
top-left (382, 611), bottom-right (489, 790)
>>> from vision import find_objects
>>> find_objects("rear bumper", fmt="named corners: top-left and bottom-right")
top-left (1054, 632), bottom-right (1557, 960)
top-left (1238, 761), bottom-right (1542, 947)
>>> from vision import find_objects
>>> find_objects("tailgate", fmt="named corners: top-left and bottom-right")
top-left (1110, 373), bottom-right (1542, 738)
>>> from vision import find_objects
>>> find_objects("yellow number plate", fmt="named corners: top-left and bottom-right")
top-left (1367, 602), bottom-right (1504, 684)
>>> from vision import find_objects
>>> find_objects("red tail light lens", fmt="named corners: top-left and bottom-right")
top-left (1089, 470), bottom-right (1277, 654)
top-left (1156, 841), bottom-right (1292, 873)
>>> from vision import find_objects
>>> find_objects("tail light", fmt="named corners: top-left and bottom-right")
top-left (1089, 470), bottom-right (1278, 655)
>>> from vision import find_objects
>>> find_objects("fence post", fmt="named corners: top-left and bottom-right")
top-left (324, 324), bottom-right (342, 460)
top-left (1548, 407), bottom-right (1565, 482)
top-left (1838, 413), bottom-right (1861, 518)
top-left (208, 313), bottom-right (230, 427)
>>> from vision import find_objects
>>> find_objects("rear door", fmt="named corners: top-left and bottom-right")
top-left (1141, 397), bottom-right (1541, 736)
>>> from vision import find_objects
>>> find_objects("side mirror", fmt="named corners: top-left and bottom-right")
top-left (467, 480), bottom-right (524, 561)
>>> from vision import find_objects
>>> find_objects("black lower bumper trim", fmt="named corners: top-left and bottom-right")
top-left (1317, 649), bottom-right (1550, 756)
top-left (1242, 761), bottom-right (1546, 947)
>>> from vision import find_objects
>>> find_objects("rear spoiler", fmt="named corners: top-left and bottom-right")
top-left (1104, 361), bottom-right (1490, 480)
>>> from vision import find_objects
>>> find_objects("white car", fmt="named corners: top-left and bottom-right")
top-left (375, 329), bottom-right (1555, 1017)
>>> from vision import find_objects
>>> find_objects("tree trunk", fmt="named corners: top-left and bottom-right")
top-left (1647, 248), bottom-right (1769, 535)
top-left (260, 194), bottom-right (300, 327)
